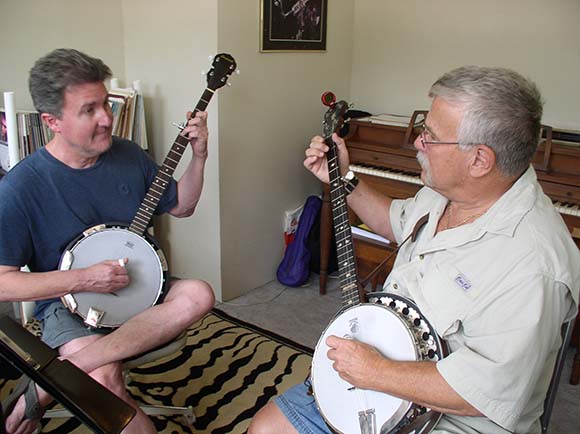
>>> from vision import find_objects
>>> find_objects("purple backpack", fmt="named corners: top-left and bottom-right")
top-left (277, 196), bottom-right (322, 287)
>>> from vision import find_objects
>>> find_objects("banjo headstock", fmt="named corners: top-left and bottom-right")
top-left (321, 92), bottom-right (348, 140)
top-left (206, 53), bottom-right (237, 91)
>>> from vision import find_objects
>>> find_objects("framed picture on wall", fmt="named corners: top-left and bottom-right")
top-left (261, 0), bottom-right (328, 52)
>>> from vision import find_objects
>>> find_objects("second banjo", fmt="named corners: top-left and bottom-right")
top-left (310, 93), bottom-right (447, 434)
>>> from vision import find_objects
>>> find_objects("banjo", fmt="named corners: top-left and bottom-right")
top-left (310, 93), bottom-right (447, 434)
top-left (59, 53), bottom-right (237, 329)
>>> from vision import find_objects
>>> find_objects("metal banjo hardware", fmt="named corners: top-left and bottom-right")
top-left (310, 93), bottom-right (447, 434)
top-left (59, 53), bottom-right (237, 328)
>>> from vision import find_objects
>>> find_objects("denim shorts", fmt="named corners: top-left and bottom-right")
top-left (39, 301), bottom-right (109, 349)
top-left (274, 382), bottom-right (333, 434)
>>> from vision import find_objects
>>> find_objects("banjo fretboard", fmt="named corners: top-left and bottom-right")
top-left (128, 89), bottom-right (214, 235)
top-left (323, 99), bottom-right (361, 309)
top-left (127, 53), bottom-right (237, 236)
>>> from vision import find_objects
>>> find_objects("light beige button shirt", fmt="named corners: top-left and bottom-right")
top-left (386, 166), bottom-right (580, 434)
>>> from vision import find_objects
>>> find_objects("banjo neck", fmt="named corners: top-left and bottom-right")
top-left (128, 90), bottom-right (214, 236)
top-left (127, 53), bottom-right (237, 236)
top-left (322, 99), bottom-right (361, 309)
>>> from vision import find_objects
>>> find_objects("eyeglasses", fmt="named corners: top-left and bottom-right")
top-left (419, 124), bottom-right (460, 146)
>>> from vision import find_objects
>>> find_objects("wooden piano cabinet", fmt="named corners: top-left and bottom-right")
top-left (319, 184), bottom-right (332, 295)
top-left (352, 235), bottom-right (397, 291)
top-left (319, 183), bottom-right (397, 295)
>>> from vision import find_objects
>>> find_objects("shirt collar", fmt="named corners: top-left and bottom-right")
top-left (473, 165), bottom-right (538, 237)
top-left (421, 165), bottom-right (538, 250)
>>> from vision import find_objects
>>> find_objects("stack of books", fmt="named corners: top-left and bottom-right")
top-left (108, 85), bottom-right (148, 150)
top-left (0, 109), bottom-right (53, 171)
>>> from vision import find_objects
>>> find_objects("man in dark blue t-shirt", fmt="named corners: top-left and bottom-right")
top-left (0, 48), bottom-right (215, 434)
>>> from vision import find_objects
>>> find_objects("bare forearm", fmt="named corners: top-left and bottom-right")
top-left (373, 359), bottom-right (481, 416)
top-left (170, 155), bottom-right (207, 217)
top-left (346, 178), bottom-right (395, 242)
top-left (0, 267), bottom-right (92, 302)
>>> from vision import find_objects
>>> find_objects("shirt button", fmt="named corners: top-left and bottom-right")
top-left (393, 283), bottom-right (398, 289)
top-left (419, 254), bottom-right (424, 260)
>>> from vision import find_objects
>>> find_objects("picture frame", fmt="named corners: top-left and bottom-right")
top-left (260, 0), bottom-right (328, 52)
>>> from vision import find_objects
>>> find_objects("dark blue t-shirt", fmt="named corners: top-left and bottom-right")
top-left (0, 137), bottom-right (177, 315)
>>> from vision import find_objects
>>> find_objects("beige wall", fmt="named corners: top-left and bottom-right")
top-left (121, 0), bottom-right (223, 298)
top-left (351, 0), bottom-right (580, 130)
top-left (217, 0), bottom-right (355, 299)
top-left (2, 0), bottom-right (579, 303)
top-left (0, 0), bottom-right (125, 109)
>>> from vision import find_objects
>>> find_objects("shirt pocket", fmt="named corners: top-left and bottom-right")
top-left (412, 262), bottom-right (476, 340)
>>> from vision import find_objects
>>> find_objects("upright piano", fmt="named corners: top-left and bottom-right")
top-left (318, 112), bottom-right (580, 383)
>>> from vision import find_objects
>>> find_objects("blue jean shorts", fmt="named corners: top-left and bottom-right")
top-left (274, 382), bottom-right (333, 434)
top-left (39, 301), bottom-right (109, 349)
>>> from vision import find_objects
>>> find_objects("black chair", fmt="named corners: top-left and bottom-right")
top-left (541, 319), bottom-right (574, 433)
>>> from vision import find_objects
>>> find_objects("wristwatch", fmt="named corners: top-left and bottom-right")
top-left (342, 170), bottom-right (360, 195)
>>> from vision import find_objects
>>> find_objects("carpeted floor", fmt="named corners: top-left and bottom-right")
top-left (0, 309), bottom-right (313, 434)
top-left (3, 278), bottom-right (580, 433)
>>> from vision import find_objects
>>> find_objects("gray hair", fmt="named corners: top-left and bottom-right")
top-left (29, 48), bottom-right (112, 117)
top-left (429, 66), bottom-right (543, 177)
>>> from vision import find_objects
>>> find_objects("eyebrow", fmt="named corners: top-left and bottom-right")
top-left (423, 123), bottom-right (439, 141)
top-left (79, 102), bottom-right (96, 110)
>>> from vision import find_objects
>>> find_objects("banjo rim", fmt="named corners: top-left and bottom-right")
top-left (59, 222), bottom-right (168, 328)
top-left (311, 295), bottom-right (446, 434)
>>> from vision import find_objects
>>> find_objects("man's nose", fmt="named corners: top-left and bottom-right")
top-left (414, 134), bottom-right (426, 152)
top-left (99, 108), bottom-right (113, 127)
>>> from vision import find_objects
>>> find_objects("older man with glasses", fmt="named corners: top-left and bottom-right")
top-left (249, 66), bottom-right (580, 434)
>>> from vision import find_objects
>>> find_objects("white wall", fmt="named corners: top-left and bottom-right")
top-left (351, 0), bottom-right (580, 130)
top-left (217, 0), bottom-right (355, 299)
top-left (0, 0), bottom-right (125, 109)
top-left (121, 0), bottom-right (223, 298)
top-left (2, 0), bottom-right (578, 303)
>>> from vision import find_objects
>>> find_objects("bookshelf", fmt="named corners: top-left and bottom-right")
top-left (1, 92), bottom-right (22, 175)
top-left (109, 79), bottom-right (148, 150)
top-left (1, 80), bottom-right (148, 177)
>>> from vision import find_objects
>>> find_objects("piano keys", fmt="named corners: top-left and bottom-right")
top-left (348, 163), bottom-right (580, 218)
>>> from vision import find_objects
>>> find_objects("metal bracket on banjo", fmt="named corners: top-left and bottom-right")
top-left (85, 307), bottom-right (105, 328)
top-left (82, 224), bottom-right (106, 237)
top-left (359, 409), bottom-right (377, 434)
top-left (61, 294), bottom-right (78, 314)
top-left (60, 250), bottom-right (74, 271)
top-left (156, 248), bottom-right (168, 272)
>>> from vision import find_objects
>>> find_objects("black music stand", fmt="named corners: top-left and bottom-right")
top-left (0, 315), bottom-right (135, 434)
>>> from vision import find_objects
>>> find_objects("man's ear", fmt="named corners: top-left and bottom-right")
top-left (41, 113), bottom-right (60, 134)
top-left (469, 144), bottom-right (496, 178)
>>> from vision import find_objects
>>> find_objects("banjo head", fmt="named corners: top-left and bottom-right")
top-left (312, 303), bottom-right (418, 434)
top-left (60, 225), bottom-right (167, 328)
top-left (311, 295), bottom-right (445, 434)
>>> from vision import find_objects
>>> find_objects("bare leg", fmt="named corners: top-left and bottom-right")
top-left (5, 335), bottom-right (157, 434)
top-left (5, 278), bottom-right (214, 434)
top-left (59, 335), bottom-right (157, 434)
top-left (248, 402), bottom-right (300, 434)
top-left (66, 278), bottom-right (214, 373)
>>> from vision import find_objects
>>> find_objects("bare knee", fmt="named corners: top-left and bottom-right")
top-left (90, 363), bottom-right (128, 398)
top-left (166, 279), bottom-right (215, 326)
top-left (249, 402), bottom-right (297, 434)
top-left (191, 279), bottom-right (215, 315)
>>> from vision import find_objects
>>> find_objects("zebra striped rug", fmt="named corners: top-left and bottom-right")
top-left (0, 309), bottom-right (313, 433)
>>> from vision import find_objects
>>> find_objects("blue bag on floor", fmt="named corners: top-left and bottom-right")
top-left (277, 196), bottom-right (322, 287)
